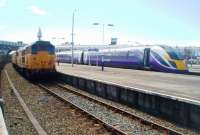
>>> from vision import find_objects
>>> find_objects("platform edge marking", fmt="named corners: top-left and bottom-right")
top-left (5, 70), bottom-right (47, 135)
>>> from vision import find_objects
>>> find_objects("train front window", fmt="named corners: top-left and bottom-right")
top-left (32, 41), bottom-right (55, 54)
top-left (151, 51), bottom-right (169, 67)
top-left (161, 46), bottom-right (184, 60)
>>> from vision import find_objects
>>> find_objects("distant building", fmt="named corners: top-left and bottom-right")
top-left (0, 40), bottom-right (26, 54)
top-left (175, 46), bottom-right (200, 64)
top-left (182, 47), bottom-right (200, 59)
top-left (110, 38), bottom-right (118, 45)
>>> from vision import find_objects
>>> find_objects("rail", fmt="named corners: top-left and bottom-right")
top-left (5, 70), bottom-right (47, 135)
top-left (56, 82), bottom-right (183, 135)
top-left (38, 84), bottom-right (128, 135)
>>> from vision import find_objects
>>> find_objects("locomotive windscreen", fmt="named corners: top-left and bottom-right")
top-left (31, 41), bottom-right (55, 54)
top-left (160, 46), bottom-right (184, 60)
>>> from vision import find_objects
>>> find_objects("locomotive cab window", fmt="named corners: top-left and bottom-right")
top-left (161, 46), bottom-right (184, 60)
top-left (31, 41), bottom-right (55, 54)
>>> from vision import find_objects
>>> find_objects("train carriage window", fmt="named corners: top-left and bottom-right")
top-left (128, 51), bottom-right (137, 57)
top-left (26, 46), bottom-right (31, 54)
top-left (117, 51), bottom-right (127, 57)
top-left (22, 57), bottom-right (25, 63)
top-left (22, 50), bottom-right (25, 55)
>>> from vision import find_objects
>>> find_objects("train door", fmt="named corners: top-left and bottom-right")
top-left (22, 50), bottom-right (26, 68)
top-left (81, 51), bottom-right (84, 64)
top-left (143, 48), bottom-right (150, 68)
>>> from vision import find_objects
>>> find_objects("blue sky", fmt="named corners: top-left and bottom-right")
top-left (0, 0), bottom-right (200, 46)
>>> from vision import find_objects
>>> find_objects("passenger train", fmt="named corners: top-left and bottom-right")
top-left (56, 45), bottom-right (188, 73)
top-left (11, 40), bottom-right (56, 77)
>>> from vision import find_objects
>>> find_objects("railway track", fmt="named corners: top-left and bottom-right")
top-left (39, 83), bottom-right (128, 135)
top-left (5, 65), bottom-right (115, 135)
top-left (55, 82), bottom-right (184, 135)
top-left (5, 70), bottom-right (48, 135)
top-left (39, 82), bottom-right (183, 135)
top-left (0, 69), bottom-right (9, 135)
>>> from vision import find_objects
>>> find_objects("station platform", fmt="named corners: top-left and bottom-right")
top-left (56, 63), bottom-right (200, 103)
top-left (189, 65), bottom-right (200, 74)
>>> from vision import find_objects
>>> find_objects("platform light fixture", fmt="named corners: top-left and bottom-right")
top-left (92, 23), bottom-right (114, 45)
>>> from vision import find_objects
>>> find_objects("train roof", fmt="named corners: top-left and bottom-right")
top-left (56, 45), bottom-right (182, 55)
top-left (56, 44), bottom-right (173, 54)
top-left (55, 44), bottom-right (171, 51)
top-left (32, 40), bottom-right (52, 46)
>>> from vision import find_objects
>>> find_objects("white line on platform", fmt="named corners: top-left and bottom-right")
top-left (0, 107), bottom-right (8, 135)
top-left (5, 70), bottom-right (47, 135)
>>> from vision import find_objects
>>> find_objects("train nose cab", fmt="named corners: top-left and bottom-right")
top-left (161, 46), bottom-right (188, 72)
top-left (150, 46), bottom-right (188, 73)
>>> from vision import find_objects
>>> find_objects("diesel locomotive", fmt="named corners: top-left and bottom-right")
top-left (11, 40), bottom-right (55, 77)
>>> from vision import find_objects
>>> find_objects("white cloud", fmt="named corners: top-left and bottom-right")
top-left (0, 0), bottom-right (6, 7)
top-left (28, 6), bottom-right (47, 16)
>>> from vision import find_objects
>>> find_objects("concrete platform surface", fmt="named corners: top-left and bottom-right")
top-left (189, 65), bottom-right (200, 73)
top-left (56, 63), bottom-right (200, 103)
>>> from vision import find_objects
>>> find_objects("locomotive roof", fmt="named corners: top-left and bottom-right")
top-left (16, 40), bottom-right (54, 52)
top-left (56, 45), bottom-right (172, 54)
top-left (32, 40), bottom-right (51, 45)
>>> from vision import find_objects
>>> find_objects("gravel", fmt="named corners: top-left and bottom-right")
top-left (45, 84), bottom-right (163, 135)
top-left (1, 63), bottom-right (111, 135)
top-left (59, 82), bottom-right (200, 135)
top-left (1, 68), bottom-right (38, 135)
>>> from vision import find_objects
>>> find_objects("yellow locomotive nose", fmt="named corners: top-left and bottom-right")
top-left (174, 60), bottom-right (187, 70)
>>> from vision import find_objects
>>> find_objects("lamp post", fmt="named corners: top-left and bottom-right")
top-left (71, 10), bottom-right (76, 67)
top-left (52, 37), bottom-right (66, 44)
top-left (93, 23), bottom-right (114, 45)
